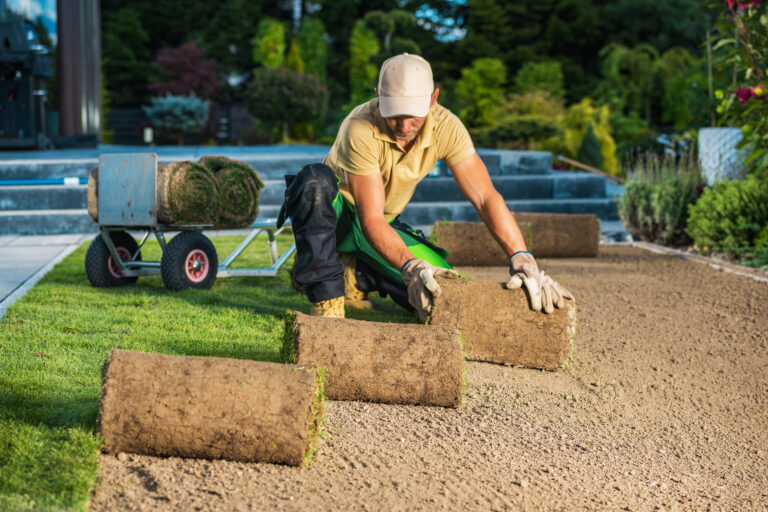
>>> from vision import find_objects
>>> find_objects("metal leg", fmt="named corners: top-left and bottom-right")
top-left (100, 229), bottom-right (126, 271)
top-left (220, 228), bottom-right (264, 268)
top-left (154, 230), bottom-right (167, 251)
top-left (134, 230), bottom-right (151, 261)
top-left (267, 229), bottom-right (278, 265)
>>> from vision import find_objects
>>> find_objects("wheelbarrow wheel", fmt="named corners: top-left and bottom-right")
top-left (161, 231), bottom-right (218, 291)
top-left (85, 231), bottom-right (141, 287)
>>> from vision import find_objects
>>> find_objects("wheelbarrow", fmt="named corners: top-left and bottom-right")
top-left (84, 153), bottom-right (295, 291)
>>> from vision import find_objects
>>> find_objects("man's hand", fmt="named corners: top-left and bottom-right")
top-left (401, 259), bottom-right (458, 321)
top-left (505, 251), bottom-right (574, 314)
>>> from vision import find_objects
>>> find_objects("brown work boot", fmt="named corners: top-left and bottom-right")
top-left (309, 296), bottom-right (345, 318)
top-left (341, 253), bottom-right (374, 310)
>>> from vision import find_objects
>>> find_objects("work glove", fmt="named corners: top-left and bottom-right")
top-left (401, 259), bottom-right (459, 322)
top-left (505, 251), bottom-right (574, 314)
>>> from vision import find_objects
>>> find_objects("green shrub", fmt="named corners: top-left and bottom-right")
top-left (686, 175), bottom-right (768, 254)
top-left (472, 115), bottom-right (560, 149)
top-left (142, 94), bottom-right (210, 145)
top-left (578, 122), bottom-right (604, 169)
top-left (619, 152), bottom-right (704, 246)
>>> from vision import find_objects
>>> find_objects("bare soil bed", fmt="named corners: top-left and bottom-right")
top-left (89, 246), bottom-right (768, 511)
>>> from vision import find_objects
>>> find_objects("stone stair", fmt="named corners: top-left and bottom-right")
top-left (0, 147), bottom-right (619, 236)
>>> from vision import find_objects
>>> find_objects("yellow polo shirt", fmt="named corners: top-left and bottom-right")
top-left (323, 98), bottom-right (475, 220)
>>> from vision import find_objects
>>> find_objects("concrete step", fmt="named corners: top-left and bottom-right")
top-left (410, 173), bottom-right (606, 202)
top-left (0, 148), bottom-right (552, 181)
top-left (400, 198), bottom-right (619, 226)
top-left (0, 206), bottom-right (282, 236)
top-left (0, 185), bottom-right (88, 210)
top-left (0, 197), bottom-right (617, 236)
top-left (257, 172), bottom-right (607, 206)
top-left (476, 149), bottom-right (553, 175)
top-left (0, 155), bottom-right (325, 181)
top-left (1, 169), bottom-right (603, 212)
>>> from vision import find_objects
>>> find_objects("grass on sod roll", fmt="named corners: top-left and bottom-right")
top-left (0, 233), bottom-right (414, 511)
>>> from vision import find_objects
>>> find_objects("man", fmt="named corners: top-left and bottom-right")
top-left (278, 53), bottom-right (573, 319)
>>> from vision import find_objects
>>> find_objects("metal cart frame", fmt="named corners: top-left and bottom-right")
top-left (86, 153), bottom-right (295, 290)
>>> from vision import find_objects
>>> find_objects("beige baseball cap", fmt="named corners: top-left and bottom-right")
top-left (377, 53), bottom-right (434, 118)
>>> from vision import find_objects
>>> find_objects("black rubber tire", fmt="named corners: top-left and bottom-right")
top-left (160, 231), bottom-right (218, 291)
top-left (85, 231), bottom-right (141, 287)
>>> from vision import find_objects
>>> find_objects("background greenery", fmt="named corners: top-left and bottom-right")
top-left (91, 0), bottom-right (724, 157)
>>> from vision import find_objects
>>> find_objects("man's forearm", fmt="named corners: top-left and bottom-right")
top-left (477, 191), bottom-right (528, 256)
top-left (360, 217), bottom-right (414, 270)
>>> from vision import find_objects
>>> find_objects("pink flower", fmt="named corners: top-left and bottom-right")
top-left (735, 87), bottom-right (754, 104)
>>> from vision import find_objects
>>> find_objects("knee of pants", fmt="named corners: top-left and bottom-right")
top-left (291, 163), bottom-right (338, 205)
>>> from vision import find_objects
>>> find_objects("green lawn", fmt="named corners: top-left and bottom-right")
top-left (0, 233), bottom-right (412, 511)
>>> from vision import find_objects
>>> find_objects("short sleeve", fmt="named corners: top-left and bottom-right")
top-left (332, 119), bottom-right (381, 176)
top-left (440, 112), bottom-right (476, 167)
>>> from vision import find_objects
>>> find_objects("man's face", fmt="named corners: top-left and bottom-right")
top-left (384, 115), bottom-right (427, 142)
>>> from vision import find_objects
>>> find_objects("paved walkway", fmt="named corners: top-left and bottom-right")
top-left (0, 233), bottom-right (93, 319)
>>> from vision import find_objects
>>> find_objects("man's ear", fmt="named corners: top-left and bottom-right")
top-left (431, 88), bottom-right (440, 106)
top-left (375, 88), bottom-right (379, 97)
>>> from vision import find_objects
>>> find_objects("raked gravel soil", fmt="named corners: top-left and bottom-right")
top-left (89, 246), bottom-right (768, 511)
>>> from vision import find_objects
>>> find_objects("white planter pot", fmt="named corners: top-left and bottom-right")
top-left (698, 127), bottom-right (746, 186)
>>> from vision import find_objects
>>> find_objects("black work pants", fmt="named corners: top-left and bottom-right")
top-left (281, 164), bottom-right (413, 310)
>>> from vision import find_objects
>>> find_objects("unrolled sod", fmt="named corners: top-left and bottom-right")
top-left (432, 214), bottom-right (599, 266)
top-left (431, 278), bottom-right (576, 370)
top-left (286, 312), bottom-right (464, 407)
top-left (99, 349), bottom-right (325, 466)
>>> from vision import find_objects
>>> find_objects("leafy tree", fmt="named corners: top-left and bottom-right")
top-left (348, 19), bottom-right (380, 106)
top-left (363, 10), bottom-right (420, 57)
top-left (455, 58), bottom-right (507, 128)
top-left (285, 38), bottom-right (305, 73)
top-left (298, 18), bottom-right (329, 81)
top-left (201, 0), bottom-right (262, 79)
top-left (149, 41), bottom-right (220, 99)
top-left (604, 0), bottom-right (713, 53)
top-left (456, 0), bottom-right (511, 65)
top-left (253, 18), bottom-right (286, 70)
top-left (514, 60), bottom-right (564, 97)
top-left (578, 122), bottom-right (604, 169)
top-left (101, 8), bottom-right (153, 107)
top-left (246, 68), bottom-right (330, 141)
top-left (600, 43), bottom-right (697, 125)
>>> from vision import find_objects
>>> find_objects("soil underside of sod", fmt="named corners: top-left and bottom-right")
top-left (87, 246), bottom-right (768, 511)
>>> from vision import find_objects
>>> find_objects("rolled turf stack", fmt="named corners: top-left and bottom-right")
top-left (431, 278), bottom-right (576, 370)
top-left (286, 312), bottom-right (464, 408)
top-left (99, 349), bottom-right (325, 466)
top-left (432, 213), bottom-right (599, 266)
top-left (156, 161), bottom-right (219, 225)
top-left (197, 156), bottom-right (264, 228)
top-left (87, 167), bottom-right (98, 222)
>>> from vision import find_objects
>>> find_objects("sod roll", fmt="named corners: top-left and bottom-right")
top-left (99, 349), bottom-right (325, 466)
top-left (431, 278), bottom-right (575, 370)
top-left (156, 161), bottom-right (218, 224)
top-left (87, 167), bottom-right (98, 222)
top-left (197, 156), bottom-right (265, 228)
top-left (287, 312), bottom-right (464, 407)
top-left (433, 214), bottom-right (599, 266)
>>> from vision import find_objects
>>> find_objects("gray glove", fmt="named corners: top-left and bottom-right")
top-left (505, 251), bottom-right (574, 314)
top-left (401, 259), bottom-right (459, 322)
